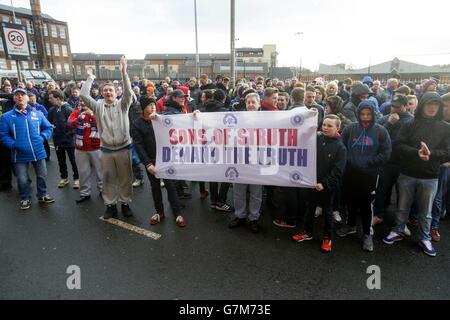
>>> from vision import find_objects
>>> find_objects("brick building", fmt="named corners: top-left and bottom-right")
top-left (0, 1), bottom-right (73, 81)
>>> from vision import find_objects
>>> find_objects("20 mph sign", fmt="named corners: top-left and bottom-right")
top-left (1, 22), bottom-right (31, 61)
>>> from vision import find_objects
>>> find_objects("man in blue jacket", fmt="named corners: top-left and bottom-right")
top-left (0, 88), bottom-right (55, 210)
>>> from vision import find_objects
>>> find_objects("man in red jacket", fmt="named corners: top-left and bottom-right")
top-left (67, 100), bottom-right (103, 203)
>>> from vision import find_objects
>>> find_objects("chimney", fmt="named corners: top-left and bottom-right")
top-left (29, 0), bottom-right (49, 69)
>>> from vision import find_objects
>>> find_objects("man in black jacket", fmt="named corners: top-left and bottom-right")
top-left (383, 92), bottom-right (450, 257)
top-left (131, 97), bottom-right (186, 228)
top-left (204, 90), bottom-right (233, 213)
top-left (48, 90), bottom-right (79, 189)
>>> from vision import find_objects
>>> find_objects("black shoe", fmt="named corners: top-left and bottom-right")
top-left (104, 205), bottom-right (118, 219)
top-left (249, 220), bottom-right (260, 234)
top-left (178, 192), bottom-right (192, 200)
top-left (121, 204), bottom-right (134, 218)
top-left (228, 217), bottom-right (246, 229)
top-left (0, 183), bottom-right (12, 192)
top-left (76, 195), bottom-right (91, 204)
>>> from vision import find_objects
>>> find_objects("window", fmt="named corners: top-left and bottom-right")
top-left (53, 44), bottom-right (60, 56)
top-left (76, 65), bottom-right (82, 75)
top-left (29, 41), bottom-right (37, 54)
top-left (0, 58), bottom-right (7, 69)
top-left (27, 20), bottom-right (34, 34)
top-left (10, 60), bottom-right (17, 70)
top-left (45, 42), bottom-right (51, 56)
top-left (2, 16), bottom-right (10, 23)
top-left (51, 25), bottom-right (58, 38)
top-left (60, 26), bottom-right (66, 39)
top-left (14, 18), bottom-right (21, 25)
top-left (34, 60), bottom-right (40, 69)
top-left (61, 45), bottom-right (68, 57)
top-left (64, 63), bottom-right (70, 74)
top-left (56, 63), bottom-right (62, 74)
top-left (0, 38), bottom-right (3, 51)
top-left (21, 61), bottom-right (29, 69)
top-left (43, 23), bottom-right (48, 37)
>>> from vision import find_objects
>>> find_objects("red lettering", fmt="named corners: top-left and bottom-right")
top-left (169, 129), bottom-right (178, 145)
top-left (238, 129), bottom-right (247, 145)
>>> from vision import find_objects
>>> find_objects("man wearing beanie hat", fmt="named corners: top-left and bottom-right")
top-left (131, 97), bottom-right (186, 228)
top-left (383, 92), bottom-right (450, 257)
top-left (338, 99), bottom-right (392, 252)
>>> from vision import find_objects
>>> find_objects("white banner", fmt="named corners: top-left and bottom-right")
top-left (153, 109), bottom-right (317, 188)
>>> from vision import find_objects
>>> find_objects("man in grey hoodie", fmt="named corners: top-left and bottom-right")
top-left (80, 57), bottom-right (136, 219)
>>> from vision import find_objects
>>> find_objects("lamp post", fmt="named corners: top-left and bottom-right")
top-left (194, 0), bottom-right (200, 79)
top-left (295, 32), bottom-right (304, 79)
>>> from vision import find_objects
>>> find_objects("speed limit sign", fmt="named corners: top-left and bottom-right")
top-left (1, 22), bottom-right (31, 61)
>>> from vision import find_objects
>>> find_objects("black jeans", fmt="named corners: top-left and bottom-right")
top-left (44, 140), bottom-right (51, 160)
top-left (344, 168), bottom-right (377, 236)
top-left (0, 145), bottom-right (12, 186)
top-left (147, 173), bottom-right (182, 216)
top-left (303, 189), bottom-right (334, 239)
top-left (373, 164), bottom-right (400, 219)
top-left (284, 187), bottom-right (307, 226)
top-left (209, 182), bottom-right (230, 204)
top-left (56, 146), bottom-right (79, 180)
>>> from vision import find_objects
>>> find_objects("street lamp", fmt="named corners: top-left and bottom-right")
top-left (295, 32), bottom-right (304, 79)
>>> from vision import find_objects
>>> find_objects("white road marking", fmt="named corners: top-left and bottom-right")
top-left (100, 217), bottom-right (162, 240)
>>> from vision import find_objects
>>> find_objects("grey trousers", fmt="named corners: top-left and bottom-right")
top-left (233, 184), bottom-right (263, 221)
top-left (101, 148), bottom-right (133, 206)
top-left (75, 149), bottom-right (103, 197)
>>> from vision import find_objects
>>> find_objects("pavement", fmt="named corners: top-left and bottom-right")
top-left (1, 152), bottom-right (450, 300)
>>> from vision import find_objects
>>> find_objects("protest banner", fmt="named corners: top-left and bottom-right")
top-left (153, 109), bottom-right (317, 188)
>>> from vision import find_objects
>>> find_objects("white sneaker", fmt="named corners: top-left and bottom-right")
top-left (132, 179), bottom-right (144, 188)
top-left (333, 211), bottom-right (342, 223)
top-left (315, 207), bottom-right (323, 218)
top-left (404, 226), bottom-right (412, 237)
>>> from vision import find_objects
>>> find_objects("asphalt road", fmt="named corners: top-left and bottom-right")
top-left (1, 152), bottom-right (449, 300)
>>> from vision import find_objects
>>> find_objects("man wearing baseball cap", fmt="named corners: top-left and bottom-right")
top-left (0, 88), bottom-right (55, 210)
top-left (373, 95), bottom-right (414, 227)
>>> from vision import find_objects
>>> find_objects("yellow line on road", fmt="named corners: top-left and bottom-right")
top-left (100, 217), bottom-right (162, 240)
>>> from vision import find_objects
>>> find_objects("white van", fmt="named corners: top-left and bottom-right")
top-left (0, 69), bottom-right (54, 86)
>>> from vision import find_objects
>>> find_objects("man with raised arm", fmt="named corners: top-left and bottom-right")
top-left (80, 57), bottom-right (136, 219)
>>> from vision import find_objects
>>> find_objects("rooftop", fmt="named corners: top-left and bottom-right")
top-left (319, 58), bottom-right (450, 75)
top-left (0, 4), bottom-right (54, 20)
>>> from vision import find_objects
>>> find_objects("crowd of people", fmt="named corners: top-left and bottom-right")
top-left (0, 57), bottom-right (449, 257)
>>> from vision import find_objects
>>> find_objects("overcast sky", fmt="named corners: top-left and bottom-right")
top-left (3, 0), bottom-right (450, 71)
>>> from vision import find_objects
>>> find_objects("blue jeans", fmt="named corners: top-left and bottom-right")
top-left (431, 166), bottom-right (450, 230)
top-left (393, 174), bottom-right (438, 242)
top-left (14, 160), bottom-right (48, 201)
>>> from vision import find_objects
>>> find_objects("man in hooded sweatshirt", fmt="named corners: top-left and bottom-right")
top-left (80, 56), bottom-right (136, 219)
top-left (383, 92), bottom-right (450, 257)
top-left (337, 100), bottom-right (392, 252)
top-left (342, 83), bottom-right (373, 123)
top-left (429, 93), bottom-right (450, 242)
